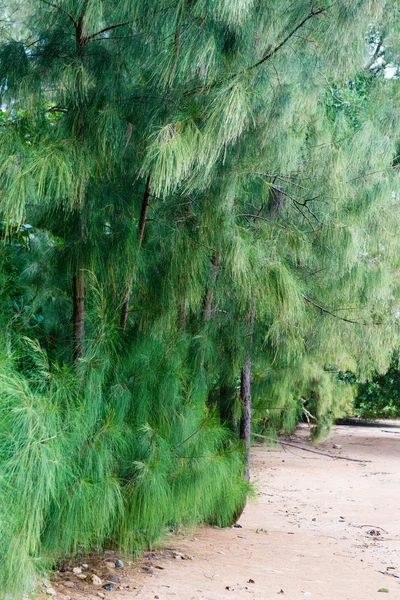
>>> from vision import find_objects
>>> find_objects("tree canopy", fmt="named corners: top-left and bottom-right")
top-left (1, 1), bottom-right (400, 596)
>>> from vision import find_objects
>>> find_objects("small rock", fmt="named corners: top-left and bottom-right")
top-left (333, 444), bottom-right (342, 450)
top-left (233, 523), bottom-right (242, 529)
top-left (63, 581), bottom-right (75, 589)
top-left (248, 579), bottom-right (255, 584)
top-left (89, 574), bottom-right (103, 586)
top-left (109, 576), bottom-right (120, 583)
top-left (142, 567), bottom-right (154, 574)
top-left (62, 595), bottom-right (71, 600)
top-left (77, 573), bottom-right (87, 579)
top-left (367, 529), bottom-right (381, 537)
top-left (154, 596), bottom-right (160, 599)
top-left (72, 567), bottom-right (82, 575)
top-left (115, 559), bottom-right (124, 568)
top-left (46, 588), bottom-right (56, 596)
top-left (172, 552), bottom-right (193, 560)
top-left (97, 593), bottom-right (106, 599)
top-left (81, 563), bottom-right (89, 569)
top-left (59, 565), bottom-right (70, 573)
top-left (103, 583), bottom-right (116, 591)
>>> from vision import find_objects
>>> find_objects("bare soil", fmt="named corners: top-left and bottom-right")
top-left (47, 422), bottom-right (400, 600)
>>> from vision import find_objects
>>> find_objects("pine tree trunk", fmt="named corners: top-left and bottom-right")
top-left (72, 269), bottom-right (85, 361)
top-left (120, 175), bottom-right (151, 330)
top-left (198, 253), bottom-right (221, 369)
top-left (138, 175), bottom-right (151, 245)
top-left (203, 253), bottom-right (220, 322)
top-left (239, 356), bottom-right (252, 481)
top-left (72, 7), bottom-right (88, 361)
top-left (239, 307), bottom-right (255, 481)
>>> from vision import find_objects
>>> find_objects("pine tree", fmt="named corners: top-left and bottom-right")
top-left (1, 1), bottom-right (400, 596)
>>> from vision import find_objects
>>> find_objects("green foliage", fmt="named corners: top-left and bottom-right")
top-left (325, 72), bottom-right (375, 130)
top-left (354, 357), bottom-right (400, 419)
top-left (0, 337), bottom-right (247, 597)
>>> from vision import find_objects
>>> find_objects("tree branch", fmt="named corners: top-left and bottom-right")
top-left (303, 295), bottom-right (384, 325)
top-left (253, 433), bottom-right (370, 462)
top-left (90, 34), bottom-right (142, 42)
top-left (246, 4), bottom-right (335, 72)
top-left (39, 0), bottom-right (78, 28)
top-left (86, 21), bottom-right (132, 42)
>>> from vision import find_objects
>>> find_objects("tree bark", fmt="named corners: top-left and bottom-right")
top-left (120, 175), bottom-right (151, 330)
top-left (138, 174), bottom-right (151, 245)
top-left (71, 4), bottom-right (88, 361)
top-left (197, 253), bottom-right (221, 370)
top-left (239, 307), bottom-right (255, 481)
top-left (120, 278), bottom-right (133, 330)
top-left (203, 253), bottom-right (220, 322)
top-left (72, 268), bottom-right (85, 361)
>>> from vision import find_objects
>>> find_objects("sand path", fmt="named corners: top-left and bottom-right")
top-left (52, 422), bottom-right (400, 600)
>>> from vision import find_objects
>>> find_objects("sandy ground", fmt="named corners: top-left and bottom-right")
top-left (48, 422), bottom-right (400, 600)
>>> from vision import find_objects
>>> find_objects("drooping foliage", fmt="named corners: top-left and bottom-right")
top-left (1, 0), bottom-right (400, 596)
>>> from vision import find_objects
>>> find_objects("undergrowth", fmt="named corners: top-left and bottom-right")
top-left (0, 338), bottom-right (248, 597)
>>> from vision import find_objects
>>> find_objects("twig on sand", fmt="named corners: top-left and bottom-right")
top-left (253, 433), bottom-right (371, 463)
top-left (378, 570), bottom-right (399, 578)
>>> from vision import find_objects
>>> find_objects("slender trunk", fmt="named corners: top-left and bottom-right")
top-left (138, 174), bottom-right (151, 245)
top-left (72, 269), bottom-right (85, 361)
top-left (72, 9), bottom-right (87, 360)
top-left (120, 278), bottom-right (133, 330)
top-left (198, 253), bottom-right (221, 369)
top-left (76, 1), bottom-right (89, 60)
top-left (120, 175), bottom-right (151, 330)
top-left (239, 307), bottom-right (255, 481)
top-left (203, 253), bottom-right (220, 322)
top-left (239, 356), bottom-right (252, 481)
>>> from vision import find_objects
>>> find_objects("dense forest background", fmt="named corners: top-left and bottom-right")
top-left (1, 1), bottom-right (400, 596)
